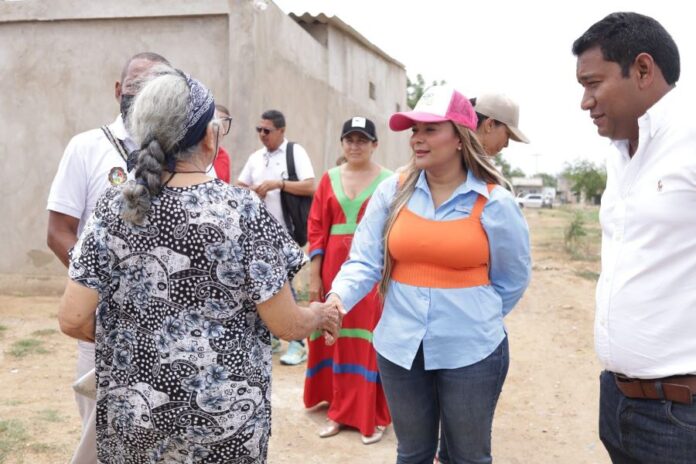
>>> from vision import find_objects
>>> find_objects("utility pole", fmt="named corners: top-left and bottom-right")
top-left (531, 153), bottom-right (542, 175)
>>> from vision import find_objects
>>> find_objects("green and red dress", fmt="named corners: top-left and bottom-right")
top-left (304, 166), bottom-right (392, 436)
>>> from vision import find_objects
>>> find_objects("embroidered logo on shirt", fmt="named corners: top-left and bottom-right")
top-left (108, 167), bottom-right (127, 186)
top-left (657, 179), bottom-right (663, 192)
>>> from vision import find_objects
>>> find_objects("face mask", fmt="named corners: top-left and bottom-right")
top-left (120, 94), bottom-right (136, 122)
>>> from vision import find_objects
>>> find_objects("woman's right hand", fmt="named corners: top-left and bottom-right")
top-left (322, 293), bottom-right (346, 345)
top-left (325, 293), bottom-right (345, 315)
top-left (310, 295), bottom-right (346, 345)
top-left (309, 274), bottom-right (324, 302)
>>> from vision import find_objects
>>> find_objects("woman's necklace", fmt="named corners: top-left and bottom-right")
top-left (162, 169), bottom-right (209, 187)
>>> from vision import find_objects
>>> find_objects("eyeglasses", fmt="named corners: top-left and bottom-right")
top-left (255, 126), bottom-right (277, 135)
top-left (217, 116), bottom-right (232, 135)
top-left (218, 116), bottom-right (233, 136)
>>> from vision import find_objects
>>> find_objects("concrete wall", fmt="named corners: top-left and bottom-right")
top-left (0, 0), bottom-right (408, 283)
top-left (323, 24), bottom-right (408, 169)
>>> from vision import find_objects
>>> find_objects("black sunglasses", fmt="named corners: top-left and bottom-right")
top-left (255, 126), bottom-right (277, 135)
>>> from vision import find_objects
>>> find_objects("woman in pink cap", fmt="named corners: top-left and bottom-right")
top-left (324, 86), bottom-right (531, 463)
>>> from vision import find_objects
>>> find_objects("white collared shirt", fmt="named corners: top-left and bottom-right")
top-left (47, 115), bottom-right (134, 235)
top-left (237, 138), bottom-right (314, 228)
top-left (596, 87), bottom-right (696, 378)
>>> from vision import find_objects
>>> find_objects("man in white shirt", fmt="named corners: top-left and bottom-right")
top-left (46, 52), bottom-right (171, 464)
top-left (574, 12), bottom-right (696, 462)
top-left (238, 109), bottom-right (315, 365)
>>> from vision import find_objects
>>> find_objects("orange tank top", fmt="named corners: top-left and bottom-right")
top-left (387, 185), bottom-right (493, 289)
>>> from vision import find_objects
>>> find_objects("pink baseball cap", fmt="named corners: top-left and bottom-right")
top-left (390, 85), bottom-right (478, 131)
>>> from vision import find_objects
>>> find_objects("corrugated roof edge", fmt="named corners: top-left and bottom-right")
top-left (289, 12), bottom-right (405, 69)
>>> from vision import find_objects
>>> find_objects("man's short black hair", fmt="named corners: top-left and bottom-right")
top-left (120, 52), bottom-right (171, 82)
top-left (261, 110), bottom-right (285, 129)
top-left (572, 12), bottom-right (680, 85)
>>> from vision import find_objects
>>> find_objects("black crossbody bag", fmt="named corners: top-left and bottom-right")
top-left (280, 142), bottom-right (313, 246)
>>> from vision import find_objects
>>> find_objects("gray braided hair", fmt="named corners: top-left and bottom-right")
top-left (121, 70), bottom-right (202, 224)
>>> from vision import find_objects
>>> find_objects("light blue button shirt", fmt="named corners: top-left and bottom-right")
top-left (330, 170), bottom-right (531, 370)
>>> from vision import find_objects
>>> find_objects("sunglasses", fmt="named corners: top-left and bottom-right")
top-left (255, 126), bottom-right (277, 135)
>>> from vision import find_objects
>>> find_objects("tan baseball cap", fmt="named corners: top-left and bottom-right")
top-left (473, 93), bottom-right (530, 144)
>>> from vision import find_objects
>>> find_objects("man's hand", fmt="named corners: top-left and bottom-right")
top-left (253, 179), bottom-right (282, 199)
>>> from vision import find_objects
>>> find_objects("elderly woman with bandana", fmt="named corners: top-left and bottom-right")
top-left (57, 69), bottom-right (340, 463)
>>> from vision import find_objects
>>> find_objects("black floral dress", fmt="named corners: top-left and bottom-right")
top-left (69, 180), bottom-right (305, 464)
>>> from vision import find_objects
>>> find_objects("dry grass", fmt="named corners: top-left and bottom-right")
top-left (0, 420), bottom-right (27, 463)
top-left (523, 205), bottom-right (600, 261)
top-left (7, 338), bottom-right (48, 358)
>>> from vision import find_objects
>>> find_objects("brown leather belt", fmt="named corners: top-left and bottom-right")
top-left (614, 373), bottom-right (696, 405)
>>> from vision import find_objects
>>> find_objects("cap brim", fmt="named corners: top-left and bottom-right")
top-left (389, 112), bottom-right (449, 131)
top-left (508, 126), bottom-right (530, 144)
top-left (341, 129), bottom-right (376, 141)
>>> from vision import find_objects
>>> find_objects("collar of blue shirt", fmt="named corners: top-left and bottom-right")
top-left (414, 168), bottom-right (491, 199)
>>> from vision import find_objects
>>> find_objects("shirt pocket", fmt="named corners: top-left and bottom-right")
top-left (633, 173), bottom-right (696, 226)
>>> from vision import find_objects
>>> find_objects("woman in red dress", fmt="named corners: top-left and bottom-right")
top-left (304, 117), bottom-right (392, 444)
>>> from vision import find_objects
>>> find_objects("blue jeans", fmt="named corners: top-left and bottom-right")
top-left (599, 370), bottom-right (696, 463)
top-left (378, 337), bottom-right (509, 464)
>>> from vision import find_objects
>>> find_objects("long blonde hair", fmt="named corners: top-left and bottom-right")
top-left (377, 122), bottom-right (511, 296)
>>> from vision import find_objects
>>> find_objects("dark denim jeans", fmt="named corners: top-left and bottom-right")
top-left (378, 337), bottom-right (509, 464)
top-left (599, 370), bottom-right (696, 463)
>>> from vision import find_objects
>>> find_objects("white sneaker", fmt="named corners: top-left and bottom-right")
top-left (279, 340), bottom-right (307, 365)
top-left (271, 336), bottom-right (282, 354)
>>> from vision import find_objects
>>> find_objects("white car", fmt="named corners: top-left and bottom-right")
top-left (516, 193), bottom-right (544, 208)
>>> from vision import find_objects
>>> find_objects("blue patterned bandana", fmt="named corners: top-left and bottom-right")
top-left (175, 73), bottom-right (215, 153)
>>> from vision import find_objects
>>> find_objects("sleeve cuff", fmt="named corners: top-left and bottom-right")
top-left (309, 249), bottom-right (324, 259)
top-left (46, 201), bottom-right (82, 219)
top-left (326, 285), bottom-right (358, 313)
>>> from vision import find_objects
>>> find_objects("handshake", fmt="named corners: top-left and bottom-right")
top-left (309, 293), bottom-right (346, 345)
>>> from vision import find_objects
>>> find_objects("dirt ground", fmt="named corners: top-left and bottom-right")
top-left (0, 207), bottom-right (610, 463)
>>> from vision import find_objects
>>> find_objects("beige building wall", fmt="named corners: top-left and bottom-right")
top-left (0, 0), bottom-right (408, 282)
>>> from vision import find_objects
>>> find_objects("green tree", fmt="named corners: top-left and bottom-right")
top-left (407, 74), bottom-right (446, 109)
top-left (538, 173), bottom-right (558, 188)
top-left (494, 153), bottom-right (525, 179)
top-left (561, 160), bottom-right (607, 203)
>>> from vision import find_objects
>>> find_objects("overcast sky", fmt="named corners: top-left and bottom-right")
top-left (273, 0), bottom-right (694, 175)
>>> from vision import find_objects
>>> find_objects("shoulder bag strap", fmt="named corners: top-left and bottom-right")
top-left (285, 142), bottom-right (297, 181)
top-left (101, 125), bottom-right (133, 171)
